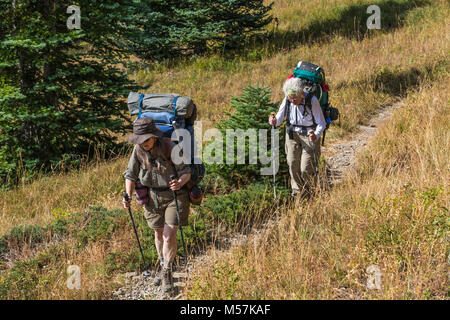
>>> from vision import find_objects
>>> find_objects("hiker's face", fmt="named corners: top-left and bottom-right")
top-left (140, 137), bottom-right (156, 151)
top-left (288, 93), bottom-right (304, 105)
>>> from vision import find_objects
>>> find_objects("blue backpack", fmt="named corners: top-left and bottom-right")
top-left (127, 92), bottom-right (204, 185)
top-left (128, 93), bottom-right (197, 137)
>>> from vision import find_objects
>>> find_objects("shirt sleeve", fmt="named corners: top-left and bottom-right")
top-left (174, 162), bottom-right (191, 177)
top-left (275, 97), bottom-right (288, 127)
top-left (311, 96), bottom-right (326, 138)
top-left (164, 138), bottom-right (192, 177)
top-left (123, 146), bottom-right (140, 182)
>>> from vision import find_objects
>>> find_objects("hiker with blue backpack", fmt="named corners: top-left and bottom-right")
top-left (122, 93), bottom-right (205, 294)
top-left (122, 117), bottom-right (191, 294)
top-left (269, 61), bottom-right (338, 199)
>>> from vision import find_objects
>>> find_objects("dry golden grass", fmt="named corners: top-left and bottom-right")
top-left (186, 75), bottom-right (449, 300)
top-left (0, 223), bottom-right (137, 300)
top-left (0, 155), bottom-right (128, 235)
top-left (136, 0), bottom-right (449, 135)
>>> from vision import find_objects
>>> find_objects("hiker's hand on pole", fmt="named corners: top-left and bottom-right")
top-left (122, 194), bottom-right (132, 209)
top-left (308, 130), bottom-right (317, 143)
top-left (123, 179), bottom-right (135, 208)
top-left (269, 113), bottom-right (277, 127)
top-left (169, 178), bottom-right (181, 191)
top-left (169, 173), bottom-right (190, 191)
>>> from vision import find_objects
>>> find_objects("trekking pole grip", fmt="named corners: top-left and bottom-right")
top-left (270, 112), bottom-right (276, 126)
top-left (169, 175), bottom-right (179, 209)
top-left (169, 175), bottom-right (177, 191)
top-left (123, 193), bottom-right (129, 202)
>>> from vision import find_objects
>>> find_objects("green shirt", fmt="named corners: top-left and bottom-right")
top-left (123, 138), bottom-right (191, 188)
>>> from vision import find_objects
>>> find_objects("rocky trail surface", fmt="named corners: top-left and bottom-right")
top-left (112, 101), bottom-right (403, 300)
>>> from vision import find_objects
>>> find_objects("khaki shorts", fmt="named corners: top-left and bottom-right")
top-left (143, 189), bottom-right (190, 230)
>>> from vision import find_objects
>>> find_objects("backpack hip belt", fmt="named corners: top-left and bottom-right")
top-left (288, 124), bottom-right (317, 136)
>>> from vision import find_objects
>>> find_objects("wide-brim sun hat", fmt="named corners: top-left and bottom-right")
top-left (127, 117), bottom-right (163, 145)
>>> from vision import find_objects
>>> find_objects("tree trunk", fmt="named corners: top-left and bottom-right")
top-left (43, 0), bottom-right (57, 108)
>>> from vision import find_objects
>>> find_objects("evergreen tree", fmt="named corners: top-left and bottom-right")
top-left (126, 0), bottom-right (177, 61)
top-left (0, 0), bottom-right (140, 184)
top-left (175, 0), bottom-right (274, 54)
top-left (132, 0), bottom-right (273, 60)
top-left (206, 85), bottom-right (288, 186)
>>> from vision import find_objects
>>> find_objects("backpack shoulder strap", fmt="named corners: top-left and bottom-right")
top-left (285, 98), bottom-right (291, 126)
top-left (304, 93), bottom-right (317, 126)
top-left (160, 137), bottom-right (182, 178)
top-left (160, 137), bottom-right (175, 160)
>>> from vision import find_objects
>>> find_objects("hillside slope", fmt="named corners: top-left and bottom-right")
top-left (186, 76), bottom-right (449, 299)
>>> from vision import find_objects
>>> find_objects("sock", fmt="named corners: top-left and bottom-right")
top-left (163, 259), bottom-right (171, 268)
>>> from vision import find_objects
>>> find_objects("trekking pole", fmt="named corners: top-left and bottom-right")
top-left (169, 175), bottom-right (188, 265)
top-left (270, 112), bottom-right (277, 199)
top-left (123, 193), bottom-right (150, 275)
top-left (308, 131), bottom-right (321, 195)
top-left (311, 140), bottom-right (319, 176)
top-left (307, 130), bottom-right (319, 176)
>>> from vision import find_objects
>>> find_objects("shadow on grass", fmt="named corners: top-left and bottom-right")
top-left (265, 0), bottom-right (431, 52)
top-left (336, 59), bottom-right (449, 97)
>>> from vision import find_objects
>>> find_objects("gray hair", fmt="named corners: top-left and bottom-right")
top-left (283, 77), bottom-right (305, 96)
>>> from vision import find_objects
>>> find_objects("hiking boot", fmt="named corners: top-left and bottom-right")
top-left (153, 263), bottom-right (163, 286)
top-left (161, 266), bottom-right (174, 293)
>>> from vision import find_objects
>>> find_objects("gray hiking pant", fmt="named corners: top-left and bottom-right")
top-left (285, 131), bottom-right (320, 196)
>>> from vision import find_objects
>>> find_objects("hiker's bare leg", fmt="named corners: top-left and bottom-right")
top-left (154, 228), bottom-right (164, 261)
top-left (162, 224), bottom-right (178, 265)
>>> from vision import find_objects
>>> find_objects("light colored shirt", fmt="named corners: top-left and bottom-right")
top-left (274, 95), bottom-right (326, 138)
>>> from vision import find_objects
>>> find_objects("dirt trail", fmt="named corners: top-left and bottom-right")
top-left (112, 101), bottom-right (403, 300)
top-left (326, 100), bottom-right (403, 184)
